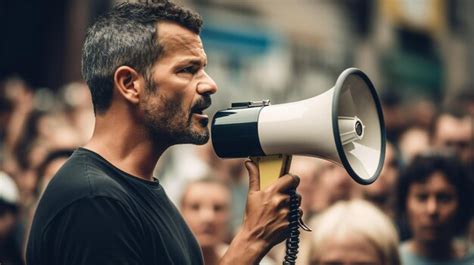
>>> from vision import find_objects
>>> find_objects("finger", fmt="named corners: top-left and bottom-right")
top-left (272, 194), bottom-right (290, 208)
top-left (272, 174), bottom-right (300, 193)
top-left (245, 160), bottom-right (260, 191)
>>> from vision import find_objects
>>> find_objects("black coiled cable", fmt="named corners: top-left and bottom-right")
top-left (283, 188), bottom-right (300, 265)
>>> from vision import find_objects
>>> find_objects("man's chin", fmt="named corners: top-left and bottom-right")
top-left (192, 131), bottom-right (210, 145)
top-left (189, 124), bottom-right (210, 145)
top-left (178, 128), bottom-right (209, 145)
top-left (187, 135), bottom-right (208, 145)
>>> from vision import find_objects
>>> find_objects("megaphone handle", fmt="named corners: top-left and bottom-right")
top-left (249, 155), bottom-right (303, 265)
top-left (250, 155), bottom-right (292, 190)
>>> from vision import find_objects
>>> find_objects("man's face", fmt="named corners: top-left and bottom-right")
top-left (319, 164), bottom-right (355, 204)
top-left (433, 114), bottom-right (472, 163)
top-left (141, 22), bottom-right (217, 145)
top-left (406, 172), bottom-right (459, 243)
top-left (181, 182), bottom-right (230, 248)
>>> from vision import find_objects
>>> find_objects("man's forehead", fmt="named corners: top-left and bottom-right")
top-left (158, 22), bottom-right (206, 59)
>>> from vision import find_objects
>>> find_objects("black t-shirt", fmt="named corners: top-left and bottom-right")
top-left (27, 148), bottom-right (203, 265)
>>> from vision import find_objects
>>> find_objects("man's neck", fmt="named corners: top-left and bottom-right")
top-left (84, 115), bottom-right (169, 181)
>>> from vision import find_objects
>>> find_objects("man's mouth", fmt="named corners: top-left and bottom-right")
top-left (191, 97), bottom-right (212, 116)
top-left (190, 97), bottom-right (212, 127)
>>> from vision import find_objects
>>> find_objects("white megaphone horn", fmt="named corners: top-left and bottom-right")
top-left (211, 68), bottom-right (386, 185)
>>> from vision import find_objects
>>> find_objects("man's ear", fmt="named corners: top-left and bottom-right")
top-left (113, 66), bottom-right (145, 105)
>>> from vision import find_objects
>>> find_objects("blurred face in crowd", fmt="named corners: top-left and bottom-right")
top-left (140, 22), bottom-right (217, 145)
top-left (406, 172), bottom-right (458, 243)
top-left (399, 127), bottom-right (429, 162)
top-left (181, 181), bottom-right (230, 248)
top-left (310, 234), bottom-right (382, 265)
top-left (433, 114), bottom-right (472, 163)
top-left (319, 163), bottom-right (355, 204)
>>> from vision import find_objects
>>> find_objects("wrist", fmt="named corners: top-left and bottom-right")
top-left (220, 230), bottom-right (269, 265)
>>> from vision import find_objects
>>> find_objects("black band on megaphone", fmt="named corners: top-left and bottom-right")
top-left (211, 106), bottom-right (266, 158)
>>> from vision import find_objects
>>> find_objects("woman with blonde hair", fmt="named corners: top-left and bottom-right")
top-left (309, 199), bottom-right (401, 265)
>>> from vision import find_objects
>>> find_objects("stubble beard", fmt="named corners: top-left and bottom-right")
top-left (142, 90), bottom-right (209, 146)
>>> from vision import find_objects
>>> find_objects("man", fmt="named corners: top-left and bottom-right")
top-left (26, 2), bottom-right (299, 265)
top-left (180, 178), bottom-right (235, 265)
top-left (431, 108), bottom-right (473, 165)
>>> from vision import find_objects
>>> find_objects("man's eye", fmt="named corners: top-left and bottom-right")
top-left (179, 66), bottom-right (197, 74)
top-left (437, 193), bottom-right (455, 203)
top-left (416, 193), bottom-right (428, 202)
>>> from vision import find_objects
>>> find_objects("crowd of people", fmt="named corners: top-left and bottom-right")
top-left (1, 2), bottom-right (473, 265)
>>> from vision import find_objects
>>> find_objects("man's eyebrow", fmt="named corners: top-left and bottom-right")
top-left (177, 58), bottom-right (207, 66)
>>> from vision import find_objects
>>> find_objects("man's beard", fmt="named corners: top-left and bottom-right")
top-left (142, 90), bottom-right (210, 146)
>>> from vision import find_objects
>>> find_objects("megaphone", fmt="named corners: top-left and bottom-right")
top-left (211, 68), bottom-right (386, 185)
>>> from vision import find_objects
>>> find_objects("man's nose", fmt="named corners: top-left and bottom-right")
top-left (197, 72), bottom-right (218, 95)
top-left (426, 197), bottom-right (439, 215)
top-left (200, 208), bottom-right (216, 222)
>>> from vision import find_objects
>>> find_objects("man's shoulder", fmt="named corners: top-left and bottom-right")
top-left (46, 149), bottom-right (128, 198)
top-left (35, 149), bottom-right (131, 225)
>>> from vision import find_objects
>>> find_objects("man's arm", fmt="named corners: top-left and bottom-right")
top-left (220, 161), bottom-right (300, 265)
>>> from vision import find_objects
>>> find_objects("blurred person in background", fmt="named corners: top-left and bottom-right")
top-left (308, 199), bottom-right (401, 265)
top-left (0, 78), bottom-right (34, 178)
top-left (445, 86), bottom-right (474, 116)
top-left (12, 110), bottom-right (81, 211)
top-left (289, 156), bottom-right (324, 221)
top-left (158, 142), bottom-right (248, 235)
top-left (59, 82), bottom-right (95, 143)
top-left (406, 98), bottom-right (437, 130)
top-left (181, 178), bottom-right (277, 265)
top-left (267, 156), bottom-right (324, 264)
top-left (0, 171), bottom-right (23, 265)
top-left (312, 161), bottom-right (362, 213)
top-left (380, 89), bottom-right (405, 145)
top-left (398, 126), bottom-right (430, 164)
top-left (0, 92), bottom-right (14, 169)
top-left (194, 143), bottom-right (247, 235)
top-left (430, 107), bottom-right (473, 165)
top-left (271, 158), bottom-right (366, 264)
top-left (362, 142), bottom-right (400, 219)
top-left (396, 152), bottom-right (474, 264)
top-left (180, 178), bottom-right (232, 265)
top-left (11, 110), bottom-right (51, 211)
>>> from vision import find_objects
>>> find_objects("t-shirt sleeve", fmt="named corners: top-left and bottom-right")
top-left (41, 196), bottom-right (144, 265)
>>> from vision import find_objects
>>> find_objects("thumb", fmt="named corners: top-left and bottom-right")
top-left (245, 160), bottom-right (260, 191)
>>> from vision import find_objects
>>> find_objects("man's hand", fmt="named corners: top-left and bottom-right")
top-left (220, 160), bottom-right (301, 265)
